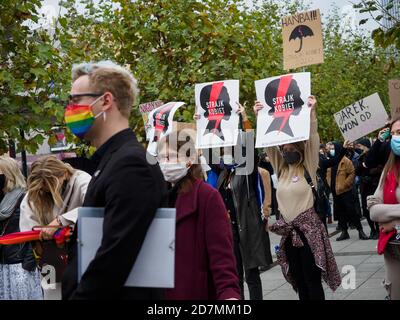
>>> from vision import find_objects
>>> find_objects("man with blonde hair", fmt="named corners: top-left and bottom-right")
top-left (62, 61), bottom-right (167, 299)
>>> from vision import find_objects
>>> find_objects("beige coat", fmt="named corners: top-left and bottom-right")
top-left (19, 170), bottom-right (91, 231)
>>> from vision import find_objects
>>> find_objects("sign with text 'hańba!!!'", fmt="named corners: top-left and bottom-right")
top-left (195, 80), bottom-right (239, 149)
top-left (334, 93), bottom-right (388, 142)
top-left (282, 9), bottom-right (324, 70)
top-left (255, 72), bottom-right (311, 148)
top-left (389, 80), bottom-right (400, 119)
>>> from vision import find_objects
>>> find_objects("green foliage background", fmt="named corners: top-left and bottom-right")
top-left (1, 0), bottom-right (399, 154)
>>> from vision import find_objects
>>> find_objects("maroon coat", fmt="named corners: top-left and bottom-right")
top-left (165, 179), bottom-right (240, 300)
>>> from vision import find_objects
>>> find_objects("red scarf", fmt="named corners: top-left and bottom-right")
top-left (377, 167), bottom-right (399, 254)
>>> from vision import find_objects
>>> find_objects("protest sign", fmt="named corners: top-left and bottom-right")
top-left (282, 9), bottom-right (324, 70)
top-left (195, 80), bottom-right (240, 149)
top-left (255, 72), bottom-right (311, 148)
top-left (146, 102), bottom-right (185, 156)
top-left (334, 93), bottom-right (388, 142)
top-left (139, 100), bottom-right (164, 141)
top-left (389, 80), bottom-right (400, 119)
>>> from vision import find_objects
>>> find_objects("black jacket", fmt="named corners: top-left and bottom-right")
top-left (62, 129), bottom-right (168, 300)
top-left (0, 193), bottom-right (36, 271)
top-left (364, 139), bottom-right (391, 169)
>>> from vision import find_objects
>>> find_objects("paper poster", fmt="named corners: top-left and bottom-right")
top-left (389, 80), bottom-right (400, 119)
top-left (282, 9), bottom-right (324, 70)
top-left (139, 100), bottom-right (164, 141)
top-left (195, 80), bottom-right (240, 149)
top-left (255, 72), bottom-right (311, 148)
top-left (146, 102), bottom-right (185, 156)
top-left (78, 207), bottom-right (176, 288)
top-left (334, 93), bottom-right (388, 142)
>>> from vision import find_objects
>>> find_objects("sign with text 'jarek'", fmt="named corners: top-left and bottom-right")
top-left (282, 9), bottom-right (324, 70)
top-left (334, 93), bottom-right (388, 142)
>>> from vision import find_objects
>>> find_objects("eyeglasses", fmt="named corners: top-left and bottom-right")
top-left (67, 93), bottom-right (103, 105)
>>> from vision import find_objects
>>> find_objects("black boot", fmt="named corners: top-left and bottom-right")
top-left (358, 229), bottom-right (369, 240)
top-left (336, 230), bottom-right (350, 241)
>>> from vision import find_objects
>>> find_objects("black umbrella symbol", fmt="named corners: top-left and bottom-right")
top-left (289, 25), bottom-right (314, 53)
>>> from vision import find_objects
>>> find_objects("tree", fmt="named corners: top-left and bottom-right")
top-left (353, 0), bottom-right (400, 50)
top-left (0, 0), bottom-right (68, 154)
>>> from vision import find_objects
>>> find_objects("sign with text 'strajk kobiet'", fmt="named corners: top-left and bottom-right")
top-left (195, 80), bottom-right (240, 149)
top-left (282, 9), bottom-right (324, 70)
top-left (146, 102), bottom-right (185, 156)
top-left (255, 72), bottom-right (311, 148)
top-left (334, 93), bottom-right (388, 142)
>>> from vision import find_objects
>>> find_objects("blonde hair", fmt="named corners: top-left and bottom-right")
top-left (0, 156), bottom-right (26, 192)
top-left (71, 60), bottom-right (139, 118)
top-left (27, 156), bottom-right (75, 225)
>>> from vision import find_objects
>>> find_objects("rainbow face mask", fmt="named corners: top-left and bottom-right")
top-left (64, 96), bottom-right (104, 139)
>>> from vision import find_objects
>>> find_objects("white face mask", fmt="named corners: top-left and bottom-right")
top-left (159, 162), bottom-right (189, 183)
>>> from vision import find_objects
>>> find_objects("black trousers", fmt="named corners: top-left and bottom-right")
top-left (285, 231), bottom-right (325, 300)
top-left (333, 191), bottom-right (363, 231)
top-left (360, 185), bottom-right (379, 233)
top-left (232, 225), bottom-right (263, 300)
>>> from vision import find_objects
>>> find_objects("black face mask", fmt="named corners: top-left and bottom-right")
top-left (282, 151), bottom-right (301, 165)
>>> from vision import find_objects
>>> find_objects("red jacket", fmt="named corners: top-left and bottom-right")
top-left (165, 179), bottom-right (240, 300)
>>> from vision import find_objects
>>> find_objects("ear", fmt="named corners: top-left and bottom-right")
top-left (102, 91), bottom-right (114, 111)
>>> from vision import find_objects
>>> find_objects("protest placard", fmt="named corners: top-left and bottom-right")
top-left (255, 72), bottom-right (311, 148)
top-left (146, 102), bottom-right (185, 156)
top-left (389, 80), bottom-right (400, 119)
top-left (139, 100), bottom-right (164, 141)
top-left (282, 9), bottom-right (324, 70)
top-left (334, 93), bottom-right (388, 142)
top-left (195, 80), bottom-right (240, 149)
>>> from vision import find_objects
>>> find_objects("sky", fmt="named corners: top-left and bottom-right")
top-left (39, 0), bottom-right (379, 32)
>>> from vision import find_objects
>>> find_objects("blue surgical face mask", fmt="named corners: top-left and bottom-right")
top-left (329, 149), bottom-right (335, 157)
top-left (391, 135), bottom-right (400, 156)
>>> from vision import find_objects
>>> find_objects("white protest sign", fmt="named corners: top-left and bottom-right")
top-left (146, 102), bottom-right (185, 156)
top-left (255, 72), bottom-right (311, 148)
top-left (139, 100), bottom-right (164, 141)
top-left (195, 80), bottom-right (240, 149)
top-left (334, 93), bottom-right (388, 142)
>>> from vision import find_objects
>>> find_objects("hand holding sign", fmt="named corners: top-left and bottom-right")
top-left (255, 72), bottom-right (311, 148)
top-left (195, 80), bottom-right (240, 149)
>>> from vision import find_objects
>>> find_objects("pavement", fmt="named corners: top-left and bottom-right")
top-left (244, 216), bottom-right (387, 300)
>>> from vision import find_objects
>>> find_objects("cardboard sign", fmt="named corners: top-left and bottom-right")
top-left (139, 100), bottom-right (164, 141)
top-left (146, 102), bottom-right (185, 156)
top-left (255, 72), bottom-right (311, 148)
top-left (195, 80), bottom-right (240, 149)
top-left (282, 9), bottom-right (324, 70)
top-left (334, 93), bottom-right (388, 142)
top-left (389, 80), bottom-right (400, 119)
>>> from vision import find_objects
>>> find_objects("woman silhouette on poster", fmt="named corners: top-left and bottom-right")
top-left (264, 75), bottom-right (303, 137)
top-left (200, 82), bottom-right (233, 141)
top-left (152, 103), bottom-right (175, 142)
